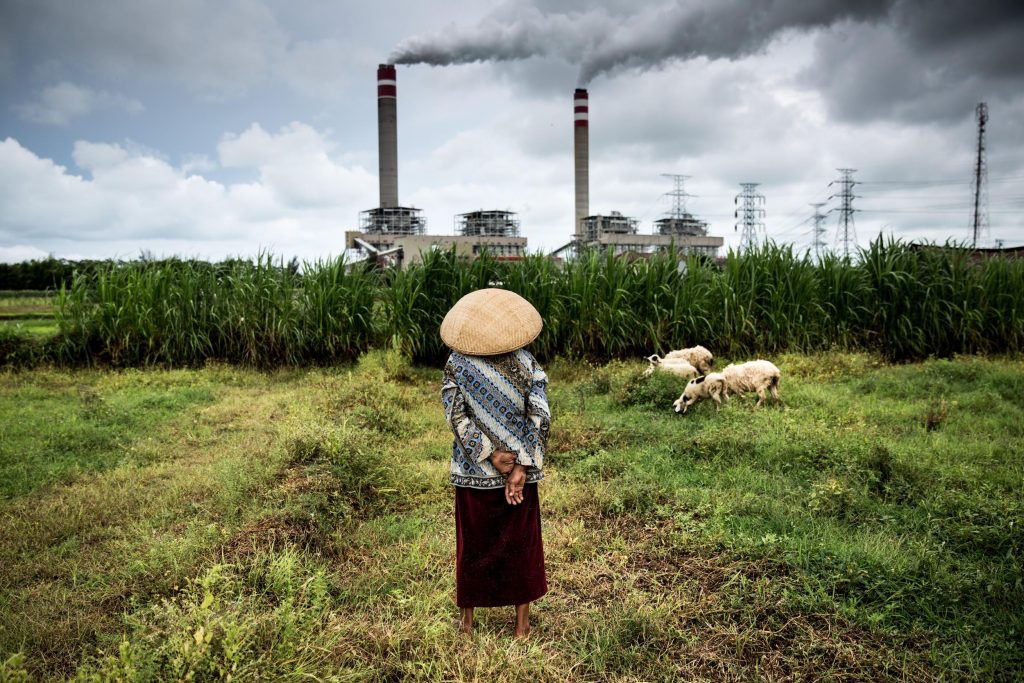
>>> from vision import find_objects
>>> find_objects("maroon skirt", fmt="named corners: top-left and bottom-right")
top-left (455, 484), bottom-right (547, 608)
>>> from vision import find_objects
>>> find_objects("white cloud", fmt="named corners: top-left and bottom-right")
top-left (0, 245), bottom-right (51, 264)
top-left (15, 81), bottom-right (144, 126)
top-left (181, 154), bottom-right (217, 175)
top-left (218, 122), bottom-right (377, 208)
top-left (0, 124), bottom-right (378, 259)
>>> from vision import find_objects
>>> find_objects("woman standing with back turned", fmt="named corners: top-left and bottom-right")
top-left (439, 288), bottom-right (550, 638)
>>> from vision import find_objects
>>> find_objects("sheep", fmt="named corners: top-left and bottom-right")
top-left (673, 372), bottom-right (727, 413)
top-left (673, 359), bottom-right (782, 413)
top-left (662, 345), bottom-right (714, 375)
top-left (643, 354), bottom-right (698, 380)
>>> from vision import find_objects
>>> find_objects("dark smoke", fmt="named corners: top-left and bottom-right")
top-left (389, 0), bottom-right (1024, 86)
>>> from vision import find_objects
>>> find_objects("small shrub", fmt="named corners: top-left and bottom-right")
top-left (328, 380), bottom-right (412, 438)
top-left (615, 370), bottom-right (690, 409)
top-left (73, 552), bottom-right (334, 681)
top-left (923, 399), bottom-right (949, 431)
top-left (582, 368), bottom-right (612, 396)
top-left (355, 348), bottom-right (416, 383)
top-left (775, 433), bottom-right (845, 471)
top-left (860, 444), bottom-right (925, 504)
top-left (285, 424), bottom-right (402, 519)
top-left (0, 327), bottom-right (47, 368)
top-left (808, 477), bottom-right (855, 518)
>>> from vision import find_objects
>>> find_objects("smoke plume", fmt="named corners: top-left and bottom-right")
top-left (390, 0), bottom-right (1023, 86)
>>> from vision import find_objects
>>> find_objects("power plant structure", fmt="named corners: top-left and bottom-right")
top-left (347, 64), bottom-right (527, 268)
top-left (359, 64), bottom-right (426, 237)
top-left (581, 212), bottom-right (637, 243)
top-left (348, 67), bottom-right (723, 267)
top-left (574, 88), bottom-right (589, 243)
top-left (557, 92), bottom-right (723, 258)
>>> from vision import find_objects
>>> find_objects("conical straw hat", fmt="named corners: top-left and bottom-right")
top-left (440, 288), bottom-right (542, 356)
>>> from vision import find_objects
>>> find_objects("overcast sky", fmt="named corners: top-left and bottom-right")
top-left (1, 0), bottom-right (1022, 263)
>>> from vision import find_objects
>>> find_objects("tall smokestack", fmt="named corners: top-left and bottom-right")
top-left (377, 64), bottom-right (398, 208)
top-left (574, 88), bottom-right (589, 243)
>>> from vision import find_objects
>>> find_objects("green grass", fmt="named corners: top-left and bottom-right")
top-left (0, 295), bottom-right (56, 338)
top-left (0, 296), bottom-right (54, 318)
top-left (0, 294), bottom-right (56, 344)
top-left (0, 319), bottom-right (57, 336)
top-left (0, 368), bottom-right (220, 498)
top-left (0, 351), bottom-right (1021, 680)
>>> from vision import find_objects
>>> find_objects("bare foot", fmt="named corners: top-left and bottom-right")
top-left (459, 607), bottom-right (474, 635)
top-left (514, 603), bottom-right (530, 639)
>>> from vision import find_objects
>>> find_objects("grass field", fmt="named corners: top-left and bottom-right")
top-left (1, 351), bottom-right (1022, 681)
top-left (0, 295), bottom-right (56, 338)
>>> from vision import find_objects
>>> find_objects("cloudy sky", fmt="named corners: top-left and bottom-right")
top-left (1, 0), bottom-right (1022, 263)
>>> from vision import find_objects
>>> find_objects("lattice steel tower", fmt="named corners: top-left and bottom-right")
top-left (810, 202), bottom-right (828, 261)
top-left (734, 183), bottom-right (765, 251)
top-left (661, 173), bottom-right (693, 218)
top-left (970, 102), bottom-right (989, 247)
top-left (829, 168), bottom-right (858, 259)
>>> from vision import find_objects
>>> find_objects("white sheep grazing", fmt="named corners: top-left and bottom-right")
top-left (673, 360), bottom-right (782, 413)
top-left (663, 345), bottom-right (714, 375)
top-left (644, 354), bottom-right (698, 379)
top-left (673, 372), bottom-right (727, 412)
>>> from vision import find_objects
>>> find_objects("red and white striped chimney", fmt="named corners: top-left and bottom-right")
top-left (377, 64), bottom-right (398, 208)
top-left (574, 88), bottom-right (589, 243)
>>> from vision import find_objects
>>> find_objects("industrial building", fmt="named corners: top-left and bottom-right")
top-left (456, 210), bottom-right (521, 238)
top-left (559, 88), bottom-right (724, 259)
top-left (347, 64), bottom-right (527, 269)
top-left (348, 66), bottom-right (722, 267)
top-left (581, 211), bottom-right (637, 243)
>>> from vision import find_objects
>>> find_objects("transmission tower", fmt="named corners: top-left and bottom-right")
top-left (970, 102), bottom-right (989, 247)
top-left (810, 202), bottom-right (828, 261)
top-left (661, 173), bottom-right (694, 218)
top-left (829, 168), bottom-right (858, 259)
top-left (734, 183), bottom-right (765, 251)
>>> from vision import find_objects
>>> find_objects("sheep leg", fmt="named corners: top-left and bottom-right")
top-left (755, 388), bottom-right (766, 408)
top-left (711, 393), bottom-right (722, 411)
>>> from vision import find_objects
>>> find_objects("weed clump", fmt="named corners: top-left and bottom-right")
top-left (615, 370), bottom-right (690, 409)
top-left (286, 424), bottom-right (403, 520)
top-left (0, 327), bottom-right (48, 368)
top-left (807, 477), bottom-right (856, 518)
top-left (73, 552), bottom-right (335, 681)
top-left (859, 444), bottom-right (925, 504)
top-left (923, 399), bottom-right (950, 431)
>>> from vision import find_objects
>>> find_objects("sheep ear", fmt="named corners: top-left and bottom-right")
top-left (693, 375), bottom-right (705, 384)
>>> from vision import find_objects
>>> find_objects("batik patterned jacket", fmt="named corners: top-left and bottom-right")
top-left (440, 349), bottom-right (550, 489)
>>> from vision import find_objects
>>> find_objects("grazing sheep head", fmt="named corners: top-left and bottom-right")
top-left (645, 354), bottom-right (662, 365)
top-left (673, 376), bottom-right (706, 413)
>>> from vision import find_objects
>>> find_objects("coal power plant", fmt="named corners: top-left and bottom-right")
top-left (555, 87), bottom-right (723, 258)
top-left (348, 65), bottom-right (722, 267)
top-left (347, 64), bottom-right (526, 268)
top-left (357, 64), bottom-right (426, 237)
top-left (574, 88), bottom-right (589, 243)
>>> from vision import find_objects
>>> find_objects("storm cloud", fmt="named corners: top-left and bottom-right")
top-left (392, 0), bottom-right (1024, 120)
